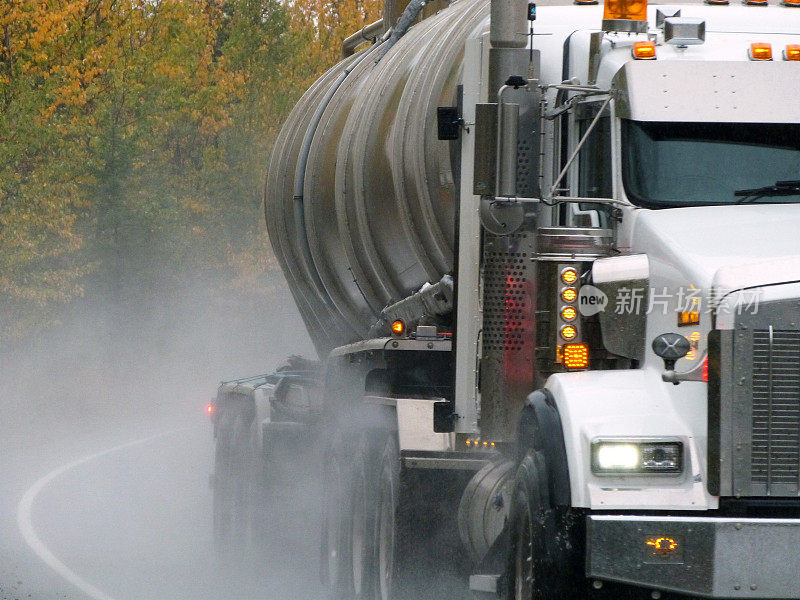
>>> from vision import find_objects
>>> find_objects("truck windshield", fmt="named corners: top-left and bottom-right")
top-left (621, 120), bottom-right (800, 208)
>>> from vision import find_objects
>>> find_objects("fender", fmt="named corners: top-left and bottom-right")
top-left (546, 368), bottom-right (715, 511)
top-left (515, 389), bottom-right (571, 507)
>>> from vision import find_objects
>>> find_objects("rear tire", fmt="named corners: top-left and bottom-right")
top-left (375, 434), bottom-right (401, 600)
top-left (321, 431), bottom-right (356, 600)
top-left (212, 400), bottom-right (259, 563)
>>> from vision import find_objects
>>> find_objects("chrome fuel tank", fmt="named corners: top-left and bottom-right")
top-left (265, 0), bottom-right (489, 355)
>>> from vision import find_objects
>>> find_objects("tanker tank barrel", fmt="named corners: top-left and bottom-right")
top-left (265, 0), bottom-right (490, 352)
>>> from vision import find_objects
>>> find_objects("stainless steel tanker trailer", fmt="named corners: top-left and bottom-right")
top-left (210, 0), bottom-right (800, 597)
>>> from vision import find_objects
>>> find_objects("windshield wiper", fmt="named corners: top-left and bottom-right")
top-left (735, 180), bottom-right (800, 203)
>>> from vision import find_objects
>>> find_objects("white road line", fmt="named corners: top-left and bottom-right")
top-left (17, 429), bottom-right (188, 600)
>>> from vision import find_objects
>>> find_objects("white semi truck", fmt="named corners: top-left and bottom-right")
top-left (211, 0), bottom-right (800, 597)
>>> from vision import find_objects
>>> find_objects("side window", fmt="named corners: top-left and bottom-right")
top-left (578, 110), bottom-right (612, 199)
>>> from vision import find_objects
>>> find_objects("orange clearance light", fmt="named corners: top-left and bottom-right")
top-left (561, 267), bottom-right (579, 285)
top-left (645, 536), bottom-right (679, 555)
top-left (678, 310), bottom-right (700, 327)
top-left (785, 44), bottom-right (800, 60)
top-left (632, 41), bottom-right (657, 60)
top-left (562, 287), bottom-right (578, 303)
top-left (750, 43), bottom-right (773, 60)
top-left (561, 306), bottom-right (578, 321)
top-left (391, 319), bottom-right (405, 336)
top-left (603, 0), bottom-right (648, 22)
top-left (560, 325), bottom-right (578, 341)
top-left (563, 343), bottom-right (590, 369)
top-left (784, 0), bottom-right (800, 6)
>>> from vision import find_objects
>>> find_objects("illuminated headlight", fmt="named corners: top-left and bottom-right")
top-left (591, 440), bottom-right (683, 475)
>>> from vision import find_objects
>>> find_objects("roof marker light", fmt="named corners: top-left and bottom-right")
top-left (784, 0), bottom-right (800, 5)
top-left (632, 41), bottom-right (657, 60)
top-left (603, 0), bottom-right (648, 30)
top-left (704, 0), bottom-right (729, 4)
top-left (744, 0), bottom-right (768, 4)
top-left (785, 45), bottom-right (800, 60)
top-left (749, 42), bottom-right (773, 60)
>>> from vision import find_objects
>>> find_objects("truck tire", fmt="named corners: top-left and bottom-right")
top-left (351, 432), bottom-right (379, 600)
top-left (506, 450), bottom-right (585, 600)
top-left (375, 433), bottom-right (402, 600)
top-left (321, 431), bottom-right (357, 600)
top-left (212, 400), bottom-right (260, 563)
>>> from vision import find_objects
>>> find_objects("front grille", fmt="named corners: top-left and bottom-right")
top-left (708, 295), bottom-right (800, 497)
top-left (751, 328), bottom-right (800, 491)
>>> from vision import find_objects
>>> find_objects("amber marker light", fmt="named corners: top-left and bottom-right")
top-left (560, 325), bottom-right (578, 341)
top-left (784, 0), bottom-right (800, 6)
top-left (391, 319), bottom-right (405, 336)
top-left (645, 536), bottom-right (679, 555)
top-left (677, 310), bottom-right (700, 327)
top-left (785, 45), bottom-right (800, 60)
top-left (632, 41), bottom-right (657, 60)
top-left (603, 0), bottom-right (647, 22)
top-left (561, 306), bottom-right (578, 321)
top-left (561, 267), bottom-right (579, 285)
top-left (561, 287), bottom-right (578, 303)
top-left (563, 343), bottom-right (590, 369)
top-left (749, 43), bottom-right (773, 60)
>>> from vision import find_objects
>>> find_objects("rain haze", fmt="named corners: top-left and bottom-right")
top-left (0, 279), bottom-right (318, 599)
top-left (3, 0), bottom-right (799, 598)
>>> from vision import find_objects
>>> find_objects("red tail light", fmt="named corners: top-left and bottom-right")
top-left (206, 403), bottom-right (215, 415)
top-left (702, 356), bottom-right (709, 382)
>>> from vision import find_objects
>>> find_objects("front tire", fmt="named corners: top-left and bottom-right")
top-left (506, 450), bottom-right (585, 600)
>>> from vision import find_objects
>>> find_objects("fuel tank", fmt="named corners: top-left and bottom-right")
top-left (265, 0), bottom-right (489, 355)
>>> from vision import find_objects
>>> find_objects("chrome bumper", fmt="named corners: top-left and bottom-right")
top-left (587, 515), bottom-right (800, 598)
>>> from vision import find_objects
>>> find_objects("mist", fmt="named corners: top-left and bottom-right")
top-left (0, 271), bottom-right (324, 600)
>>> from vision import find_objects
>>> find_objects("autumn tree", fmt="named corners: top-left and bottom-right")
top-left (0, 0), bottom-right (381, 346)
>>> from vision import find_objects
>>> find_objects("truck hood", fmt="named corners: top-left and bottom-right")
top-left (628, 204), bottom-right (800, 293)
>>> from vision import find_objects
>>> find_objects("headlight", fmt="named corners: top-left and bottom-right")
top-left (591, 440), bottom-right (683, 475)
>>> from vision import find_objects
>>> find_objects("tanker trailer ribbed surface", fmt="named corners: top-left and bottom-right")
top-left (265, 0), bottom-right (489, 355)
top-left (213, 0), bottom-right (800, 597)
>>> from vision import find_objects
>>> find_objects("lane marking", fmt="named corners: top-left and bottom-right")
top-left (17, 428), bottom-right (191, 600)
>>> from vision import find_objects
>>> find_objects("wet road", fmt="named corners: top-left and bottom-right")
top-left (1, 408), bottom-right (323, 600)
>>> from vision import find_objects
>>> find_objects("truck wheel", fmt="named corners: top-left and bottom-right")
top-left (506, 451), bottom-right (584, 600)
top-left (212, 400), bottom-right (259, 563)
top-left (351, 433), bottom-right (379, 600)
top-left (375, 434), bottom-right (400, 600)
top-left (321, 432), bottom-right (356, 600)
